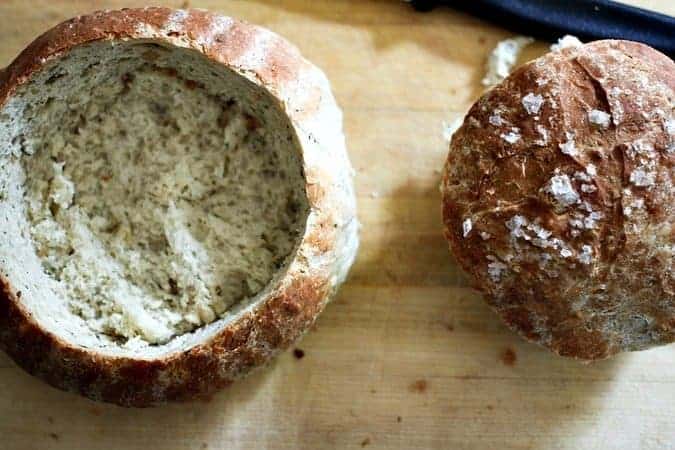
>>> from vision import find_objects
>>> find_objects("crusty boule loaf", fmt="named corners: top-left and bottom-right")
top-left (0, 8), bottom-right (358, 405)
top-left (441, 40), bottom-right (674, 360)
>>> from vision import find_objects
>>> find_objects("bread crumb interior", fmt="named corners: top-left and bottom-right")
top-left (0, 40), bottom-right (308, 350)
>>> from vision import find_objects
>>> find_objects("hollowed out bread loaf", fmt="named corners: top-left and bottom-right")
top-left (0, 8), bottom-right (358, 406)
top-left (441, 40), bottom-right (673, 360)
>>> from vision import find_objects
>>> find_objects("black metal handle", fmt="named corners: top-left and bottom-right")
top-left (409, 0), bottom-right (675, 58)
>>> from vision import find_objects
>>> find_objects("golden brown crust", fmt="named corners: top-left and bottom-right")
top-left (441, 40), bottom-right (674, 360)
top-left (0, 8), bottom-right (358, 406)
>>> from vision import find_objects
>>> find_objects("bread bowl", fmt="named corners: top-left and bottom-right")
top-left (441, 40), bottom-right (674, 360)
top-left (0, 7), bottom-right (358, 406)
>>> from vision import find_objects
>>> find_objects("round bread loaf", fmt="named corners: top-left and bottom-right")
top-left (0, 8), bottom-right (358, 405)
top-left (441, 40), bottom-right (674, 360)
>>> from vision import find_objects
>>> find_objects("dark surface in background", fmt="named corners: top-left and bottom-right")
top-left (410, 0), bottom-right (675, 57)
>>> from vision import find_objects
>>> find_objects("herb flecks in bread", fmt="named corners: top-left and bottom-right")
top-left (20, 43), bottom-right (308, 346)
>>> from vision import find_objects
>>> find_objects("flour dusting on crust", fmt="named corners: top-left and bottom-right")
top-left (442, 40), bottom-right (675, 360)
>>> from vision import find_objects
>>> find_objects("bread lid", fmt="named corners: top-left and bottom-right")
top-left (441, 40), bottom-right (674, 360)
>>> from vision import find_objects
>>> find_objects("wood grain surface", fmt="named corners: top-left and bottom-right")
top-left (1, 1), bottom-right (674, 449)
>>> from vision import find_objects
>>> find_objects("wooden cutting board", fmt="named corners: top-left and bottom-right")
top-left (1, 1), bottom-right (673, 449)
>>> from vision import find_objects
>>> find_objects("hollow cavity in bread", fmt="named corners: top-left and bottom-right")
top-left (2, 40), bottom-right (309, 348)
